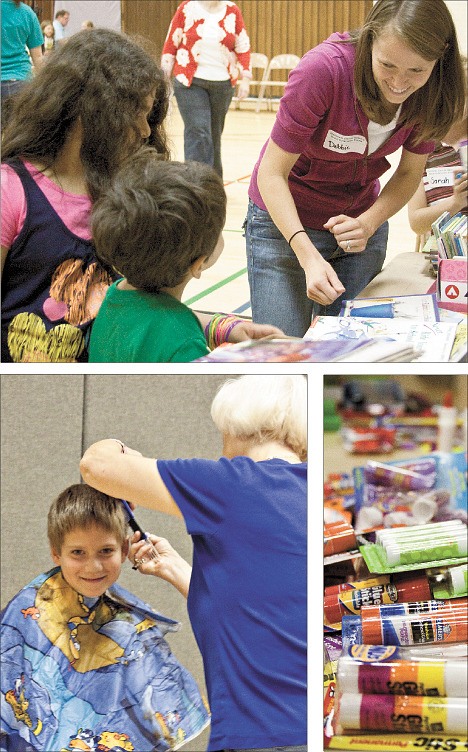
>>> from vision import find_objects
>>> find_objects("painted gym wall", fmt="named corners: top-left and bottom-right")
top-left (1, 373), bottom-right (236, 751)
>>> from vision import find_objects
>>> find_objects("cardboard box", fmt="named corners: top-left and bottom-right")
top-left (437, 257), bottom-right (468, 312)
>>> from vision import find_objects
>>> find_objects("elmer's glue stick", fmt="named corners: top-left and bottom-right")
top-left (324, 573), bottom-right (433, 625)
top-left (337, 693), bottom-right (468, 734)
top-left (360, 598), bottom-right (468, 646)
top-left (337, 645), bottom-right (467, 697)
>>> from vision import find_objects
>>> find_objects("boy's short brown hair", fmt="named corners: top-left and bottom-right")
top-left (92, 149), bottom-right (227, 292)
top-left (48, 484), bottom-right (127, 552)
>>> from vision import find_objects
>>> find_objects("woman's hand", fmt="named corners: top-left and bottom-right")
top-left (229, 320), bottom-right (286, 342)
top-left (128, 531), bottom-right (191, 598)
top-left (323, 214), bottom-right (373, 253)
top-left (303, 255), bottom-right (345, 306)
top-left (237, 78), bottom-right (250, 100)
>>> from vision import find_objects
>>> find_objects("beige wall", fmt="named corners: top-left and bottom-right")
top-left (1, 373), bottom-right (238, 752)
top-left (445, 0), bottom-right (467, 54)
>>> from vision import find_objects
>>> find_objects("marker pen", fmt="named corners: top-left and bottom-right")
top-left (337, 692), bottom-right (468, 734)
top-left (337, 647), bottom-right (467, 697)
top-left (360, 598), bottom-right (468, 646)
top-left (383, 532), bottom-right (467, 567)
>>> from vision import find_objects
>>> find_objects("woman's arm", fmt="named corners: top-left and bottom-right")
top-left (29, 46), bottom-right (44, 71)
top-left (257, 139), bottom-right (345, 306)
top-left (408, 171), bottom-right (467, 236)
top-left (128, 532), bottom-right (191, 598)
top-left (80, 439), bottom-right (183, 518)
top-left (324, 150), bottom-right (429, 251)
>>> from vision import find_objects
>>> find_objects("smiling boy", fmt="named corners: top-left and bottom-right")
top-left (1, 484), bottom-right (209, 750)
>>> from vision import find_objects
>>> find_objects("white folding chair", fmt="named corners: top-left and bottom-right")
top-left (255, 54), bottom-right (301, 113)
top-left (232, 52), bottom-right (269, 110)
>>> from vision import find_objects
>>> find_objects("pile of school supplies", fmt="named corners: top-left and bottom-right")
top-left (323, 449), bottom-right (468, 751)
top-left (195, 289), bottom-right (466, 361)
top-left (305, 293), bottom-right (464, 362)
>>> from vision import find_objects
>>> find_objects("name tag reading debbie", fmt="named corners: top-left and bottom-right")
top-left (324, 130), bottom-right (367, 155)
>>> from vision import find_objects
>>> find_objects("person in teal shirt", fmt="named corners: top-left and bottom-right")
top-left (1, 0), bottom-right (44, 128)
top-left (89, 151), bottom-right (282, 362)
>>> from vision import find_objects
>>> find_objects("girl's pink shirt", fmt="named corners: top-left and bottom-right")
top-left (1, 161), bottom-right (92, 249)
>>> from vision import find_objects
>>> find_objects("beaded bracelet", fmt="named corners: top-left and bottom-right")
top-left (204, 313), bottom-right (245, 350)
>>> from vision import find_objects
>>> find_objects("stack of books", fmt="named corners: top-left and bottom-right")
top-left (432, 211), bottom-right (467, 259)
top-left (195, 294), bottom-right (466, 363)
top-left (431, 212), bottom-right (467, 312)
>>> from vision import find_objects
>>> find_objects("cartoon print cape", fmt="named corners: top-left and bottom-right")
top-left (0, 568), bottom-right (210, 752)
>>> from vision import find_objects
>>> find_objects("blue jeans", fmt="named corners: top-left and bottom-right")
top-left (245, 199), bottom-right (388, 337)
top-left (173, 77), bottom-right (233, 178)
top-left (1, 80), bottom-right (26, 129)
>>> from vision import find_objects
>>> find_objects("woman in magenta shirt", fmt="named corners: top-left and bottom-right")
top-left (245, 0), bottom-right (466, 337)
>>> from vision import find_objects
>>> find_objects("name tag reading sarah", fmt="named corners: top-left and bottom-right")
top-left (425, 167), bottom-right (458, 190)
top-left (324, 130), bottom-right (367, 155)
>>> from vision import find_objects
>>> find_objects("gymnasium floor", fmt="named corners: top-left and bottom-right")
top-left (164, 100), bottom-right (420, 318)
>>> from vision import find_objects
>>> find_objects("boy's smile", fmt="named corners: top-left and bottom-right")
top-left (51, 523), bottom-right (128, 598)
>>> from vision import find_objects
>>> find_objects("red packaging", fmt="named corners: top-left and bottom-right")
top-left (324, 520), bottom-right (357, 557)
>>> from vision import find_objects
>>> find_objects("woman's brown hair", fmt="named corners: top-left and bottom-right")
top-left (1, 28), bottom-right (170, 202)
top-left (350, 0), bottom-right (466, 143)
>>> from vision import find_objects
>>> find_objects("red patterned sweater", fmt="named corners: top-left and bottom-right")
top-left (161, 0), bottom-right (251, 87)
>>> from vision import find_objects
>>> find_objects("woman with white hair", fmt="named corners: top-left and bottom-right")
top-left (80, 374), bottom-right (307, 752)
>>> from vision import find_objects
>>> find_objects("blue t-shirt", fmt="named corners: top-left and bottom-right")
top-left (157, 456), bottom-right (307, 750)
top-left (1, 0), bottom-right (44, 81)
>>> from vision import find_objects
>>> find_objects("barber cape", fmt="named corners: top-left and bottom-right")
top-left (0, 568), bottom-right (210, 751)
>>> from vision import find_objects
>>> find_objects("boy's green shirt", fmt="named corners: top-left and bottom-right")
top-left (89, 281), bottom-right (209, 363)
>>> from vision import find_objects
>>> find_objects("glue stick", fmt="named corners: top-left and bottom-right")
top-left (324, 520), bottom-right (357, 556)
top-left (324, 573), bottom-right (432, 625)
top-left (360, 598), bottom-right (468, 646)
top-left (337, 646), bottom-right (467, 697)
top-left (375, 519), bottom-right (465, 546)
top-left (437, 391), bottom-right (458, 453)
top-left (383, 531), bottom-right (468, 566)
top-left (337, 693), bottom-right (467, 734)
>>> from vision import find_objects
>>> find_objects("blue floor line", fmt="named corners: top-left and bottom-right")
top-left (233, 301), bottom-right (251, 314)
